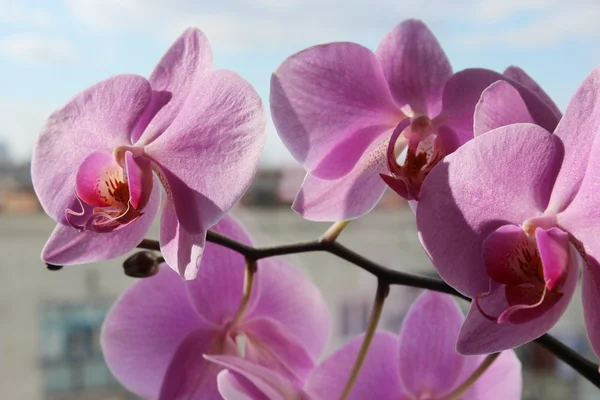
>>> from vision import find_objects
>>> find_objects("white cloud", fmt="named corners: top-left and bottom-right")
top-left (67, 0), bottom-right (472, 50)
top-left (0, 0), bottom-right (55, 27)
top-left (0, 34), bottom-right (77, 65)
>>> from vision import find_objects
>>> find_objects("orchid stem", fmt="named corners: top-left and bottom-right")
top-left (321, 220), bottom-right (351, 243)
top-left (339, 281), bottom-right (389, 400)
top-left (107, 235), bottom-right (600, 388)
top-left (440, 352), bottom-right (500, 400)
top-left (229, 258), bottom-right (258, 328)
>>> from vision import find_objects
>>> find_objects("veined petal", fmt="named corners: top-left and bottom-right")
top-left (459, 351), bottom-right (522, 400)
top-left (474, 81), bottom-right (535, 137)
top-left (398, 292), bottom-right (465, 398)
top-left (32, 75), bottom-right (152, 223)
top-left (292, 137), bottom-right (390, 221)
top-left (42, 183), bottom-right (159, 265)
top-left (436, 68), bottom-right (560, 145)
top-left (158, 328), bottom-right (237, 400)
top-left (248, 257), bottom-right (330, 359)
top-left (375, 19), bottom-right (452, 116)
top-left (503, 66), bottom-right (562, 120)
top-left (101, 265), bottom-right (211, 399)
top-left (457, 243), bottom-right (580, 354)
top-left (146, 69), bottom-right (266, 234)
top-left (305, 332), bottom-right (404, 400)
top-left (271, 42), bottom-right (403, 180)
top-left (549, 66), bottom-right (600, 212)
top-left (209, 356), bottom-right (310, 400)
top-left (136, 28), bottom-right (213, 145)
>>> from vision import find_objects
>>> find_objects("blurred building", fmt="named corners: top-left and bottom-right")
top-left (0, 160), bottom-right (40, 214)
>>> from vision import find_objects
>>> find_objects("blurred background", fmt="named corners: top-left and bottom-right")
top-left (2, 0), bottom-right (600, 399)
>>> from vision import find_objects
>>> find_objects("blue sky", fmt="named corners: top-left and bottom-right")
top-left (1, 0), bottom-right (600, 165)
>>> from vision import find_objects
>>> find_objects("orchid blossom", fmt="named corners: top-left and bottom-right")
top-left (101, 215), bottom-right (330, 399)
top-left (207, 292), bottom-right (521, 400)
top-left (270, 19), bottom-right (560, 221)
top-left (416, 67), bottom-right (600, 355)
top-left (32, 28), bottom-right (266, 279)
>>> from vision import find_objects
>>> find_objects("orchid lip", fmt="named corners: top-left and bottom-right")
top-left (382, 117), bottom-right (446, 201)
top-left (477, 225), bottom-right (570, 324)
top-left (66, 149), bottom-right (154, 233)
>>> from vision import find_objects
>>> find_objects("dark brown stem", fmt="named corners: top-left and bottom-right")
top-left (131, 232), bottom-right (594, 388)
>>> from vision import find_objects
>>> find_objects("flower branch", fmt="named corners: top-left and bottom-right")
top-left (132, 231), bottom-right (600, 389)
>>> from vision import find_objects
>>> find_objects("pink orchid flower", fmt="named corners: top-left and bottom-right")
top-left (208, 292), bottom-right (521, 400)
top-left (101, 216), bottom-right (330, 400)
top-left (32, 29), bottom-right (266, 279)
top-left (416, 67), bottom-right (600, 355)
top-left (270, 19), bottom-right (560, 221)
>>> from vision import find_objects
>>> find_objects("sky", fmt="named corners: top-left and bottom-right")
top-left (1, 0), bottom-right (600, 166)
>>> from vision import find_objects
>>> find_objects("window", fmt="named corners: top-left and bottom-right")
top-left (39, 301), bottom-right (136, 399)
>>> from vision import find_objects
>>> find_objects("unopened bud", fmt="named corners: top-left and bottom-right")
top-left (123, 251), bottom-right (160, 278)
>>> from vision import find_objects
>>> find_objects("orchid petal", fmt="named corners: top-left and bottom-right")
top-left (457, 244), bottom-right (580, 354)
top-left (158, 328), bottom-right (237, 400)
top-left (436, 69), bottom-right (560, 145)
top-left (459, 351), bottom-right (522, 400)
top-left (398, 292), bottom-right (465, 397)
top-left (32, 75), bottom-right (152, 223)
top-left (503, 66), bottom-right (561, 120)
top-left (474, 81), bottom-right (535, 136)
top-left (146, 69), bottom-right (266, 234)
top-left (417, 124), bottom-right (563, 296)
top-left (248, 257), bottom-right (330, 359)
top-left (136, 28), bottom-right (213, 144)
top-left (101, 265), bottom-right (211, 399)
top-left (271, 42), bottom-right (402, 180)
top-left (42, 183), bottom-right (159, 265)
top-left (548, 67), bottom-right (600, 213)
top-left (375, 19), bottom-right (452, 116)
top-left (292, 134), bottom-right (390, 221)
top-left (209, 355), bottom-right (311, 400)
top-left (305, 332), bottom-right (404, 400)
